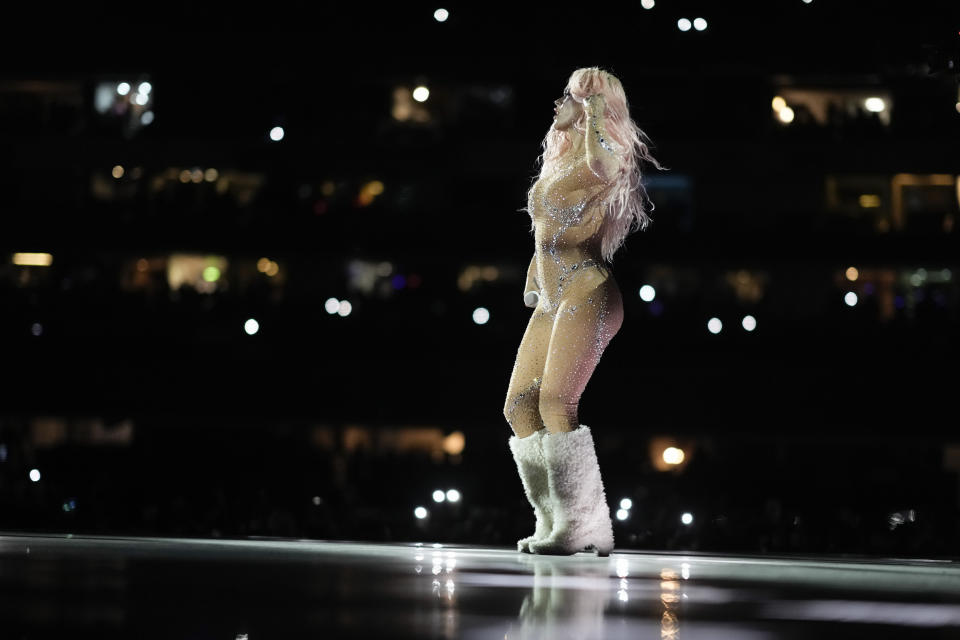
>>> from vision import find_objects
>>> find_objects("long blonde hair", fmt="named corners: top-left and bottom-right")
top-left (521, 67), bottom-right (669, 265)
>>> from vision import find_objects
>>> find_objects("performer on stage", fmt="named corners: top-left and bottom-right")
top-left (504, 67), bottom-right (667, 555)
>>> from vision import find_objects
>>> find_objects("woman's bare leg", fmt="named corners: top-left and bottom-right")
top-left (538, 279), bottom-right (623, 434)
top-left (503, 307), bottom-right (554, 438)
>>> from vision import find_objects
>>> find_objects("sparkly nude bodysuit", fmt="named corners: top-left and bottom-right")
top-left (503, 146), bottom-right (625, 436)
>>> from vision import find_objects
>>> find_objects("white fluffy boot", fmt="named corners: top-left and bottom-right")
top-left (508, 429), bottom-right (555, 553)
top-left (528, 425), bottom-right (615, 556)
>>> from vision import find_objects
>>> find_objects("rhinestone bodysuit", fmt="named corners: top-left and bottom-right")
top-left (503, 149), bottom-right (625, 435)
top-left (529, 152), bottom-right (613, 315)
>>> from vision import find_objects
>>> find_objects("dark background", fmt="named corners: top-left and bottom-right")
top-left (1, 1), bottom-right (959, 556)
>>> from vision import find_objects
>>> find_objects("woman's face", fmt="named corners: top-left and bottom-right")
top-left (552, 88), bottom-right (581, 131)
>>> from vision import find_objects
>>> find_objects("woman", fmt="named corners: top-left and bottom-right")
top-left (503, 67), bottom-right (667, 556)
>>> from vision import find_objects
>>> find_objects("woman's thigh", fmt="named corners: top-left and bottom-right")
top-left (503, 305), bottom-right (554, 428)
top-left (538, 278), bottom-right (624, 431)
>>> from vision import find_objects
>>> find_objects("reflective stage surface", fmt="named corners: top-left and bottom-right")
top-left (3, 532), bottom-right (960, 638)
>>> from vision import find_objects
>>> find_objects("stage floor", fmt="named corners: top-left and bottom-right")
top-left (2, 532), bottom-right (960, 638)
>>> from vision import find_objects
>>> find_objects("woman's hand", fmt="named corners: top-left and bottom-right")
top-left (523, 290), bottom-right (540, 309)
top-left (524, 255), bottom-right (539, 308)
top-left (583, 93), bottom-right (607, 119)
top-left (582, 92), bottom-right (618, 178)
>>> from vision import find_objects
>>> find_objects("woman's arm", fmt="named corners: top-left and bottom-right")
top-left (523, 254), bottom-right (540, 308)
top-left (583, 93), bottom-right (619, 183)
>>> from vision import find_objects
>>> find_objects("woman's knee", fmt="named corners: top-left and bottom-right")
top-left (538, 389), bottom-right (578, 423)
top-left (503, 393), bottom-right (529, 422)
top-left (503, 381), bottom-right (541, 425)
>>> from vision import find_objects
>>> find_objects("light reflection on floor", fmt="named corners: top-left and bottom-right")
top-left (2, 532), bottom-right (960, 639)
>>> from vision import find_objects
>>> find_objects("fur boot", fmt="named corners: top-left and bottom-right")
top-left (508, 429), bottom-right (554, 553)
top-left (528, 425), bottom-right (614, 556)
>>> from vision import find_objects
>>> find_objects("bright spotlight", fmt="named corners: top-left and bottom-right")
top-left (742, 315), bottom-right (757, 331)
top-left (244, 318), bottom-right (259, 335)
top-left (681, 512), bottom-right (693, 525)
top-left (446, 489), bottom-right (460, 502)
top-left (270, 126), bottom-right (285, 141)
top-left (29, 468), bottom-right (41, 482)
top-left (414, 506), bottom-right (428, 519)
top-left (640, 0), bottom-right (655, 8)
top-left (433, 8), bottom-right (449, 21)
top-left (663, 447), bottom-right (685, 464)
top-left (844, 291), bottom-right (858, 306)
top-left (639, 284), bottom-right (656, 302)
top-left (707, 317), bottom-right (722, 334)
top-left (693, 17), bottom-right (707, 31)
top-left (778, 106), bottom-right (795, 123)
top-left (138, 81), bottom-right (152, 95)
top-left (433, 490), bottom-right (446, 502)
top-left (412, 86), bottom-right (430, 102)
top-left (620, 498), bottom-right (633, 509)
top-left (116, 82), bottom-right (130, 96)
top-left (616, 508), bottom-right (629, 520)
top-left (865, 97), bottom-right (885, 113)
top-left (472, 307), bottom-right (490, 325)
top-left (677, 18), bottom-right (691, 31)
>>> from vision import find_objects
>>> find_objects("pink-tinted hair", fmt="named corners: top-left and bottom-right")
top-left (521, 67), bottom-right (669, 265)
